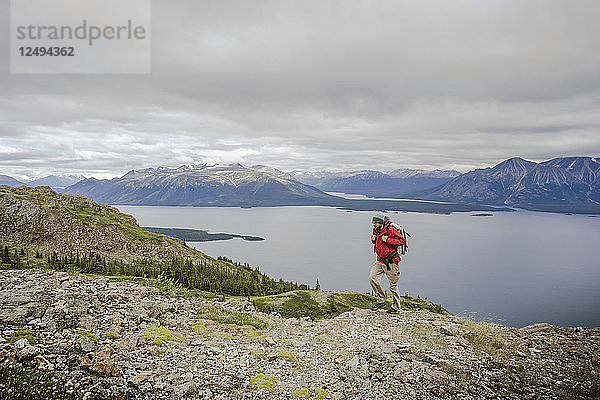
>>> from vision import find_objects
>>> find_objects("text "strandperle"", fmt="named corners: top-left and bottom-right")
top-left (15, 19), bottom-right (146, 46)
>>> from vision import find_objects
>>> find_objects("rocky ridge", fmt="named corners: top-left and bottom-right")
top-left (1, 269), bottom-right (598, 400)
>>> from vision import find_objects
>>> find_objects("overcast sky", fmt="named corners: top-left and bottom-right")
top-left (1, 0), bottom-right (600, 180)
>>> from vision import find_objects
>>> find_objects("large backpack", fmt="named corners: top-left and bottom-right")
top-left (384, 217), bottom-right (411, 255)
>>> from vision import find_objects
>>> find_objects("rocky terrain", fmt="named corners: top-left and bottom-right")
top-left (1, 269), bottom-right (599, 400)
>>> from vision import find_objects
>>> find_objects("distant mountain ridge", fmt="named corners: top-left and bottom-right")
top-left (65, 163), bottom-right (338, 207)
top-left (290, 168), bottom-right (460, 197)
top-left (0, 173), bottom-right (85, 188)
top-left (422, 157), bottom-right (600, 214)
top-left (27, 174), bottom-right (86, 188)
top-left (0, 175), bottom-right (23, 187)
top-left (62, 163), bottom-right (507, 214)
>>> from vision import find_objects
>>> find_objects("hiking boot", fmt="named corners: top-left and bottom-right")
top-left (371, 302), bottom-right (386, 310)
top-left (386, 308), bottom-right (399, 314)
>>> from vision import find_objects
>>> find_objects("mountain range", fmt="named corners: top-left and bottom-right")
top-left (62, 163), bottom-right (504, 214)
top-left (5, 157), bottom-right (597, 214)
top-left (0, 174), bottom-right (86, 188)
top-left (65, 163), bottom-right (337, 207)
top-left (291, 168), bottom-right (460, 197)
top-left (421, 157), bottom-right (600, 214)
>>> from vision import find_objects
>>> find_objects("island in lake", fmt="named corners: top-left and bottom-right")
top-left (143, 227), bottom-right (265, 242)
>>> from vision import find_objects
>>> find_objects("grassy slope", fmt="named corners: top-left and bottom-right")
top-left (0, 185), bottom-right (206, 263)
top-left (252, 290), bottom-right (448, 319)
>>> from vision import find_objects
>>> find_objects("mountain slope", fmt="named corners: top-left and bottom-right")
top-left (65, 164), bottom-right (338, 207)
top-left (424, 157), bottom-right (600, 213)
top-left (0, 185), bottom-right (203, 263)
top-left (0, 185), bottom-right (306, 296)
top-left (27, 174), bottom-right (86, 188)
top-left (291, 168), bottom-right (460, 197)
top-left (0, 175), bottom-right (24, 188)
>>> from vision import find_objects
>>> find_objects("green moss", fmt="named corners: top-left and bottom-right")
top-left (291, 388), bottom-right (311, 398)
top-left (137, 327), bottom-right (183, 346)
top-left (249, 374), bottom-right (278, 392)
top-left (278, 351), bottom-right (299, 363)
top-left (6, 330), bottom-right (36, 345)
top-left (252, 290), bottom-right (448, 319)
top-left (105, 331), bottom-right (120, 339)
top-left (197, 304), bottom-right (271, 330)
top-left (76, 330), bottom-right (98, 343)
top-left (291, 387), bottom-right (328, 399)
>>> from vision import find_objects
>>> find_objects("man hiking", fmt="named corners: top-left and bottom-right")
top-left (370, 214), bottom-right (406, 314)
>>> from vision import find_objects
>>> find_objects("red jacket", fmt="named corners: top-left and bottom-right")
top-left (372, 222), bottom-right (406, 264)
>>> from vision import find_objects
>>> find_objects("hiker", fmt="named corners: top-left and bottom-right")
top-left (370, 214), bottom-right (406, 313)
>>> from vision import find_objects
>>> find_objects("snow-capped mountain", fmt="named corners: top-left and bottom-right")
top-left (424, 157), bottom-right (600, 213)
top-left (27, 174), bottom-right (86, 188)
top-left (65, 163), bottom-right (337, 206)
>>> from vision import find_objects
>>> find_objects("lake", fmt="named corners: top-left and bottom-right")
top-left (116, 205), bottom-right (600, 328)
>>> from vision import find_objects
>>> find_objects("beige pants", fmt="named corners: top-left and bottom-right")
top-left (369, 261), bottom-right (401, 311)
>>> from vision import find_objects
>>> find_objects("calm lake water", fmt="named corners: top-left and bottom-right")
top-left (116, 205), bottom-right (600, 328)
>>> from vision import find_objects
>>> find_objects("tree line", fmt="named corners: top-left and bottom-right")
top-left (0, 244), bottom-right (309, 296)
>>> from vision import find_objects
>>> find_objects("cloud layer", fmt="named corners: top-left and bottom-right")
top-left (2, 0), bottom-right (599, 179)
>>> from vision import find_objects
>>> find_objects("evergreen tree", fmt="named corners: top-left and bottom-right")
top-left (2, 246), bottom-right (10, 263)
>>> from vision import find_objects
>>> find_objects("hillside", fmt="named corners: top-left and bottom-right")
top-left (0, 185), bottom-right (305, 297)
top-left (1, 269), bottom-right (598, 400)
top-left (0, 185), bottom-right (201, 263)
top-left (423, 157), bottom-right (600, 214)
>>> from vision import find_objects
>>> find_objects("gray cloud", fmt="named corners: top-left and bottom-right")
top-left (1, 0), bottom-right (600, 179)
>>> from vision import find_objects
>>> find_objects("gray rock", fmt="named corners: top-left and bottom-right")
top-left (75, 336), bottom-right (96, 353)
top-left (13, 338), bottom-right (29, 349)
top-left (396, 342), bottom-right (412, 352)
top-left (439, 325), bottom-right (460, 336)
top-left (124, 333), bottom-right (139, 348)
top-left (422, 354), bottom-right (444, 365)
top-left (346, 355), bottom-right (369, 376)
top-left (265, 336), bottom-right (276, 346)
top-left (175, 381), bottom-right (198, 396)
top-left (17, 345), bottom-right (41, 360)
top-left (529, 347), bottom-right (542, 355)
top-left (34, 354), bottom-right (54, 371)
